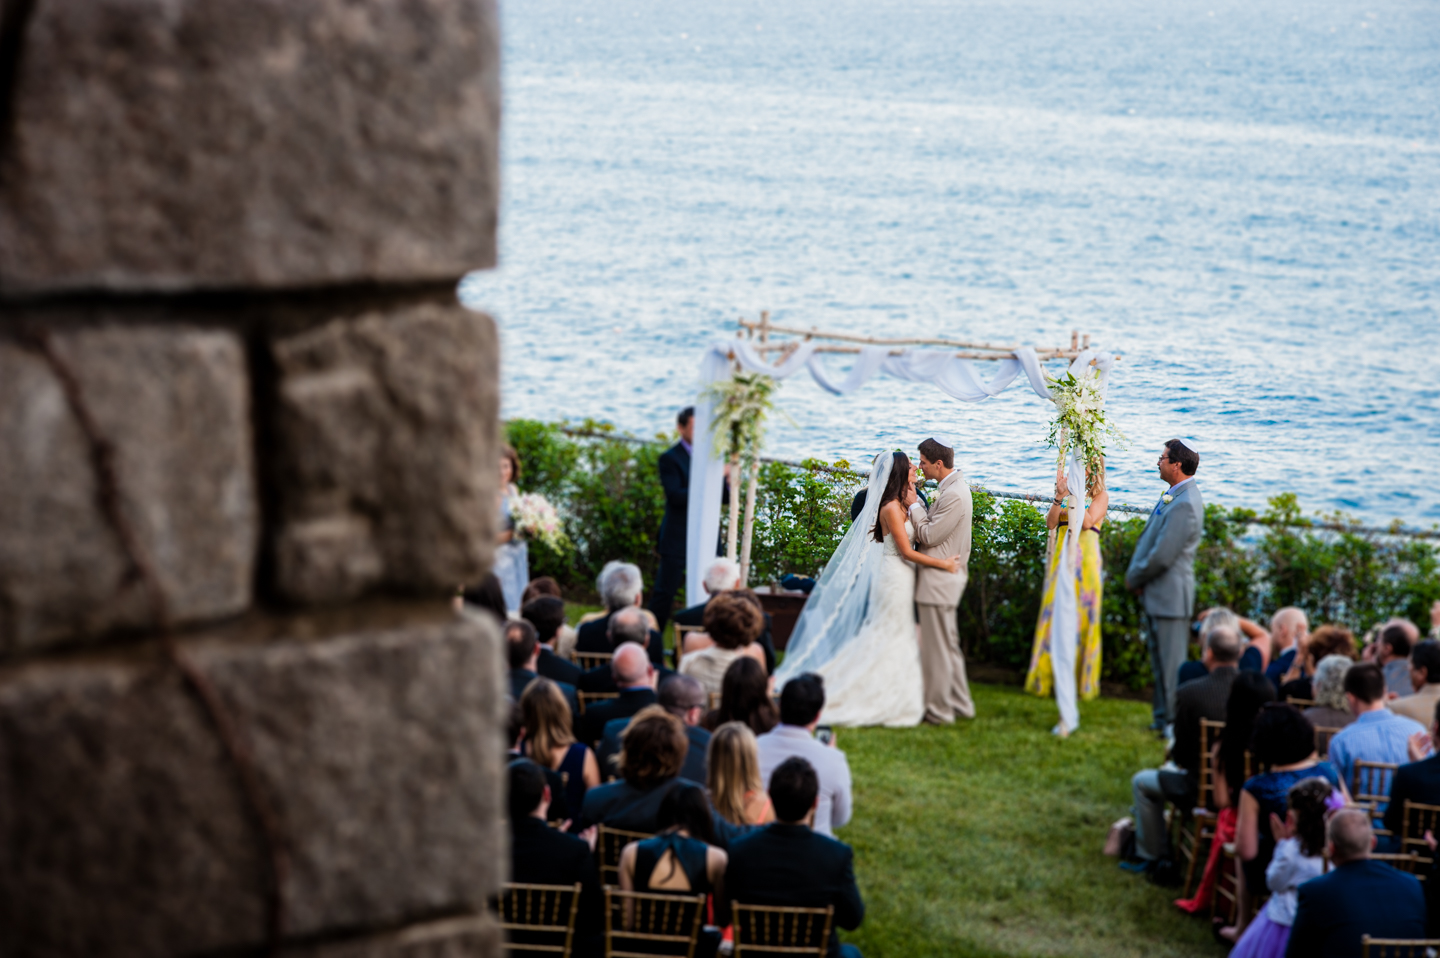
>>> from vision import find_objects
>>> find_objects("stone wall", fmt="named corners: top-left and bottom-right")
top-left (0, 1), bottom-right (506, 955)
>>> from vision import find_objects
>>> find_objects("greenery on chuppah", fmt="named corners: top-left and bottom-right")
top-left (505, 419), bottom-right (1440, 689)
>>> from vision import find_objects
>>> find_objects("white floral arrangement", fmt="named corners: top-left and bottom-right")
top-left (510, 492), bottom-right (570, 552)
top-left (1044, 368), bottom-right (1129, 477)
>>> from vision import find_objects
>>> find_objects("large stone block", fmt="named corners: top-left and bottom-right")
top-left (268, 302), bottom-right (499, 604)
top-left (282, 916), bottom-right (501, 958)
top-left (0, 322), bottom-right (257, 655)
top-left (0, 605), bottom-right (507, 958)
top-left (0, 0), bottom-right (500, 296)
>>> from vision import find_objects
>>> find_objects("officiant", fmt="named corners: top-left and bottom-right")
top-left (649, 406), bottom-right (695, 632)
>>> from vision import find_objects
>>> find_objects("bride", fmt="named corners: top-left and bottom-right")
top-left (774, 451), bottom-right (962, 727)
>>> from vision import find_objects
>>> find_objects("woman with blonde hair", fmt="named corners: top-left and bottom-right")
top-left (519, 677), bottom-right (599, 827)
top-left (706, 721), bottom-right (774, 826)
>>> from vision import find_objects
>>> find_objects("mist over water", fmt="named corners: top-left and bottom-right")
top-left (461, 0), bottom-right (1440, 525)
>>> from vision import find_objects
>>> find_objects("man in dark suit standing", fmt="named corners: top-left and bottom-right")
top-left (1126, 438), bottom-right (1205, 734)
top-left (727, 757), bottom-right (866, 958)
top-left (507, 620), bottom-right (578, 716)
top-left (508, 760), bottom-right (602, 956)
top-left (1286, 808), bottom-right (1425, 957)
top-left (579, 642), bottom-right (658, 746)
top-left (648, 406), bottom-right (695, 634)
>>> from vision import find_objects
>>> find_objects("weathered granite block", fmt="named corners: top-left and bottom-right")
top-left (269, 302), bottom-right (499, 604)
top-left (0, 605), bottom-right (507, 958)
top-left (0, 323), bottom-right (257, 655)
top-left (0, 0), bottom-right (500, 296)
top-left (281, 916), bottom-right (501, 958)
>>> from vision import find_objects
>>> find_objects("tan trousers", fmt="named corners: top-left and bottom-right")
top-left (917, 604), bottom-right (975, 723)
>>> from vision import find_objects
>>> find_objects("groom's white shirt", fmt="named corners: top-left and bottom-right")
top-left (907, 469), bottom-right (972, 608)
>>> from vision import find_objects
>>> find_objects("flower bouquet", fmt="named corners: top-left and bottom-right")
top-left (1044, 368), bottom-right (1128, 476)
top-left (510, 492), bottom-right (570, 552)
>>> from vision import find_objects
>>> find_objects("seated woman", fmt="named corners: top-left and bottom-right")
top-left (679, 592), bottom-right (767, 695)
top-left (702, 657), bottom-right (779, 735)
top-left (707, 722), bottom-right (775, 827)
top-left (1278, 625), bottom-right (1356, 702)
top-left (1302, 654), bottom-right (1356, 744)
top-left (618, 784), bottom-right (727, 957)
top-left (580, 707), bottom-right (692, 833)
top-left (519, 678), bottom-right (600, 827)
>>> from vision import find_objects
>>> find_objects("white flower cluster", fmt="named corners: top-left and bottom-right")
top-left (511, 492), bottom-right (570, 552)
top-left (1044, 369), bottom-right (1128, 477)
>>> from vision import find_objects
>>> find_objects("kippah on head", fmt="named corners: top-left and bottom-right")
top-left (1170, 437), bottom-right (1199, 453)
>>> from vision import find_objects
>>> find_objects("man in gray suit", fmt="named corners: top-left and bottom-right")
top-left (1125, 438), bottom-right (1204, 733)
top-left (909, 438), bottom-right (976, 724)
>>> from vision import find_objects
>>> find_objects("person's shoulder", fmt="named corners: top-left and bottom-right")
top-left (686, 724), bottom-right (711, 745)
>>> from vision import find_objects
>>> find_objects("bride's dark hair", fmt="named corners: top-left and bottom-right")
top-left (872, 451), bottom-right (912, 543)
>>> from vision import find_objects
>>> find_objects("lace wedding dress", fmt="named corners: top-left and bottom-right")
top-left (813, 519), bottom-right (926, 728)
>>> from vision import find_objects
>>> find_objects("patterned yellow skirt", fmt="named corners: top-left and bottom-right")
top-left (1024, 527), bottom-right (1103, 701)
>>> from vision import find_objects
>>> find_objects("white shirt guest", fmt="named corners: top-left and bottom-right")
top-left (756, 673), bottom-right (853, 837)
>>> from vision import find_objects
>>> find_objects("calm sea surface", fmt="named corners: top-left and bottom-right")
top-left (460, 0), bottom-right (1440, 525)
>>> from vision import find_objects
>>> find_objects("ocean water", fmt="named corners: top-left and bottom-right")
top-left (459, 0), bottom-right (1440, 526)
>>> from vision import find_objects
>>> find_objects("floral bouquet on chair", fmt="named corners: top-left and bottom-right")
top-left (510, 492), bottom-right (569, 552)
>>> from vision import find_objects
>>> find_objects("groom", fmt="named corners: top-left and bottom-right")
top-left (909, 438), bottom-right (976, 724)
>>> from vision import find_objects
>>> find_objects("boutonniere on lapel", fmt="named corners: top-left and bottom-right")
top-left (1162, 493), bottom-right (1174, 505)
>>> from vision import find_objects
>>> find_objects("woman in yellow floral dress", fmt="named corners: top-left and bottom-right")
top-left (1025, 460), bottom-right (1107, 737)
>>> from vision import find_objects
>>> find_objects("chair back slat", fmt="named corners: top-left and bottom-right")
top-left (1361, 935), bottom-right (1440, 957)
top-left (575, 651), bottom-right (614, 672)
top-left (603, 888), bottom-right (705, 957)
top-left (1314, 725), bottom-right (1342, 759)
top-left (1402, 800), bottom-right (1440, 870)
top-left (578, 691), bottom-right (619, 716)
top-left (1286, 696), bottom-right (1316, 709)
top-left (1198, 719), bottom-right (1224, 810)
top-left (1354, 761), bottom-right (1401, 836)
top-left (732, 903), bottom-right (834, 957)
top-left (500, 882), bottom-right (582, 956)
top-left (597, 825), bottom-right (654, 888)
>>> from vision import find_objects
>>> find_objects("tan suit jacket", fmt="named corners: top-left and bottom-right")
top-left (1389, 683), bottom-right (1440, 726)
top-left (908, 469), bottom-right (972, 608)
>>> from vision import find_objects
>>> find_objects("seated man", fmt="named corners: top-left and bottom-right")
top-left (522, 594), bottom-right (583, 686)
top-left (1128, 625), bottom-right (1241, 884)
top-left (579, 641), bottom-right (657, 746)
top-left (1384, 697), bottom-right (1440, 839)
top-left (1265, 607), bottom-right (1309, 690)
top-left (1391, 640), bottom-right (1440, 726)
top-left (580, 706), bottom-right (696, 832)
top-left (1179, 609), bottom-right (1269, 685)
top-left (598, 673), bottom-right (710, 785)
top-left (757, 674), bottom-right (853, 838)
top-left (508, 619), bottom-right (578, 716)
top-left (508, 760), bottom-right (602, 956)
top-left (1285, 809), bottom-right (1425, 957)
top-left (1329, 661), bottom-right (1425, 810)
top-left (672, 558), bottom-right (777, 673)
top-left (577, 606), bottom-right (658, 694)
top-left (1378, 620), bottom-right (1418, 699)
top-left (727, 757), bottom-right (866, 958)
top-left (575, 561), bottom-right (664, 666)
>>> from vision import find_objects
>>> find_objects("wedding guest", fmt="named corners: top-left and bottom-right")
top-left (522, 595), bottom-right (583, 686)
top-left (678, 592), bottom-right (767, 695)
top-left (1177, 608), bottom-right (1257, 687)
top-left (673, 559), bottom-right (777, 673)
top-left (495, 445), bottom-right (529, 613)
top-left (649, 407), bottom-right (695, 634)
top-left (577, 561), bottom-right (664, 665)
top-left (1265, 608), bottom-right (1310, 690)
top-left (598, 674), bottom-right (710, 784)
top-left (1284, 809), bottom-right (1426, 957)
top-left (1328, 661), bottom-right (1425, 809)
top-left (757, 674), bottom-right (853, 838)
top-left (617, 784), bottom-right (727, 956)
top-left (1227, 777), bottom-right (1335, 958)
top-left (709, 722), bottom-right (776, 827)
top-left (1378, 621), bottom-right (1418, 699)
top-left (1278, 625), bottom-right (1356, 702)
top-left (1303, 655), bottom-right (1356, 739)
top-left (579, 642), bottom-right (657, 746)
top-left (1125, 438), bottom-right (1205, 734)
top-left (1384, 699), bottom-right (1440, 840)
top-left (1390, 640), bottom-right (1440, 726)
top-left (458, 572), bottom-right (508, 621)
top-left (508, 760), bottom-right (602, 956)
top-left (727, 757), bottom-right (866, 958)
top-left (523, 577), bottom-right (579, 658)
top-left (702, 656), bottom-right (779, 736)
top-left (507, 703), bottom-right (570, 824)
top-left (577, 607), bottom-right (655, 695)
top-left (520, 678), bottom-right (601, 823)
top-left (1127, 625), bottom-right (1240, 883)
top-left (580, 707), bottom-right (697, 833)
top-left (508, 620), bottom-right (579, 716)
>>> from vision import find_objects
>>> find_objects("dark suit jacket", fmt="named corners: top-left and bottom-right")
top-left (579, 775), bottom-right (697, 832)
top-left (1172, 665), bottom-right (1237, 783)
top-left (672, 599), bottom-right (777, 674)
top-left (508, 749), bottom-right (571, 824)
top-left (537, 647), bottom-right (583, 686)
top-left (510, 816), bottom-right (602, 947)
top-left (598, 719), bottom-right (709, 784)
top-left (726, 823), bottom-right (865, 958)
top-left (580, 687), bottom-right (657, 746)
top-left (510, 669), bottom-right (579, 716)
top-left (1286, 859), bottom-right (1425, 957)
top-left (1385, 754), bottom-right (1440, 837)
top-left (575, 612), bottom-right (665, 668)
top-left (657, 442), bottom-right (691, 558)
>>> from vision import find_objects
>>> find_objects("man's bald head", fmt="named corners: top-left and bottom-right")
top-left (608, 606), bottom-right (650, 648)
top-left (611, 642), bottom-right (653, 688)
top-left (1270, 607), bottom-right (1308, 650)
top-left (1327, 808), bottom-right (1375, 865)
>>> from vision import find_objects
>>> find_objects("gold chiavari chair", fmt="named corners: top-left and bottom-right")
top-left (1286, 696), bottom-right (1316, 709)
top-left (1177, 718), bottom-right (1225, 898)
top-left (1354, 761), bottom-right (1401, 839)
top-left (1402, 800), bottom-right (1440, 872)
top-left (577, 691), bottom-right (619, 716)
top-left (1212, 841), bottom-right (1240, 925)
top-left (708, 691), bottom-right (722, 713)
top-left (575, 651), bottom-right (614, 672)
top-left (731, 903), bottom-right (834, 957)
top-left (1315, 725), bottom-right (1342, 760)
top-left (602, 888), bottom-right (705, 958)
top-left (499, 882), bottom-right (583, 956)
top-left (597, 825), bottom-right (654, 888)
top-left (1361, 935), bottom-right (1440, 957)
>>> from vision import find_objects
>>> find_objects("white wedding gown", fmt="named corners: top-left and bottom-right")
top-left (814, 520), bottom-right (926, 728)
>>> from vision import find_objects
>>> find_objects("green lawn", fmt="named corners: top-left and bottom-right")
top-left (833, 682), bottom-right (1224, 958)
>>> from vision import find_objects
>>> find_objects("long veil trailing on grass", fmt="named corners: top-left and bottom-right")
top-left (773, 451), bottom-right (894, 683)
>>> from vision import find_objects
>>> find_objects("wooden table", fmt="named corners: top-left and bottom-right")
top-left (753, 587), bottom-right (809, 652)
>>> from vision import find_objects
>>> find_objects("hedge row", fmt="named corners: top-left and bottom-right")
top-left (506, 419), bottom-right (1440, 689)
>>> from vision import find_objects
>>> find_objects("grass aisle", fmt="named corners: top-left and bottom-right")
top-left (834, 682), bottom-right (1224, 958)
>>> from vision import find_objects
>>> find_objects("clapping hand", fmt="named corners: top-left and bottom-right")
top-left (1269, 811), bottom-right (1294, 845)
top-left (1431, 600), bottom-right (1440, 631)
top-left (1409, 730), bottom-right (1433, 763)
top-left (1054, 465), bottom-right (1070, 500)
